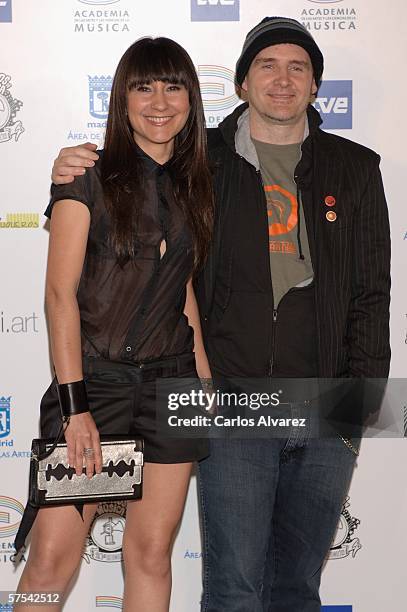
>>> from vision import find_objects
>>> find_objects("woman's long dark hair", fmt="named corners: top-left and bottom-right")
top-left (101, 37), bottom-right (214, 272)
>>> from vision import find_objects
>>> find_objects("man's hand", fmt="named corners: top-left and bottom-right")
top-left (52, 142), bottom-right (99, 185)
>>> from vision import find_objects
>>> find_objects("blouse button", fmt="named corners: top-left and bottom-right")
top-left (126, 346), bottom-right (132, 352)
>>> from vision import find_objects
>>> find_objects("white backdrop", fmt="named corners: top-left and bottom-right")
top-left (1, 1), bottom-right (407, 611)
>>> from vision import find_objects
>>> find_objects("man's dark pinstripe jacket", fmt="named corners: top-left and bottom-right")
top-left (196, 103), bottom-right (391, 383)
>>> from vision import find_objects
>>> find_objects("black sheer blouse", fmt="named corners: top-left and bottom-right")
top-left (46, 148), bottom-right (194, 363)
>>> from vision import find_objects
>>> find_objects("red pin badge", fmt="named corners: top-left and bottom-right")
top-left (325, 195), bottom-right (336, 207)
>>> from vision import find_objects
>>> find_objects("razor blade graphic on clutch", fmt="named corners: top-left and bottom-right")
top-left (29, 437), bottom-right (143, 506)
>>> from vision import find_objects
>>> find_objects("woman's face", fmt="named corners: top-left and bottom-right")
top-left (127, 80), bottom-right (190, 163)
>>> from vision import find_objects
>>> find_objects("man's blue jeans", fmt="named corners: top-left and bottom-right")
top-left (198, 428), bottom-right (357, 611)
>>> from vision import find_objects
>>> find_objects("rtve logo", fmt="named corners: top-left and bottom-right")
top-left (0, 0), bottom-right (12, 23)
top-left (191, 0), bottom-right (240, 22)
top-left (314, 80), bottom-right (352, 130)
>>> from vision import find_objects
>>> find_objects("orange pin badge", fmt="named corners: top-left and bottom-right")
top-left (325, 195), bottom-right (336, 207)
top-left (326, 211), bottom-right (337, 222)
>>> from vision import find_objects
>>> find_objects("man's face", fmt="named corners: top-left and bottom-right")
top-left (242, 43), bottom-right (318, 127)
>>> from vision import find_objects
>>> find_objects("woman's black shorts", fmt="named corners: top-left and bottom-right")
top-left (40, 352), bottom-right (209, 463)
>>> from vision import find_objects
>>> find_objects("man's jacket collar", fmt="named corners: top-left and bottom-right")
top-left (218, 101), bottom-right (323, 167)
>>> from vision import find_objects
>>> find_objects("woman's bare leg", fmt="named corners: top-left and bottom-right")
top-left (122, 462), bottom-right (193, 612)
top-left (15, 503), bottom-right (98, 611)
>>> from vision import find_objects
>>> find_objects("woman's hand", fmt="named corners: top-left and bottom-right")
top-left (64, 412), bottom-right (103, 478)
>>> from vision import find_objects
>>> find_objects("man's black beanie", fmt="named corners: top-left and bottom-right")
top-left (235, 16), bottom-right (324, 87)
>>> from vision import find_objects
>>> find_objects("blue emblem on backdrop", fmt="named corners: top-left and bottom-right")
top-left (0, 0), bottom-right (12, 23)
top-left (314, 80), bottom-right (353, 130)
top-left (191, 0), bottom-right (240, 22)
top-left (0, 397), bottom-right (11, 439)
top-left (0, 0), bottom-right (12, 22)
top-left (321, 606), bottom-right (352, 611)
top-left (88, 76), bottom-right (113, 120)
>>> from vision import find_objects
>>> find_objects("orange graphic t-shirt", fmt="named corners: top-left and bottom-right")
top-left (252, 139), bottom-right (314, 307)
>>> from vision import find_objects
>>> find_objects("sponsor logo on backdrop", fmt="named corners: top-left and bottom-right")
top-left (0, 74), bottom-right (24, 143)
top-left (0, 496), bottom-right (24, 563)
top-left (79, 0), bottom-right (120, 4)
top-left (184, 549), bottom-right (202, 559)
top-left (191, 0), bottom-right (239, 22)
top-left (89, 75), bottom-right (112, 120)
top-left (0, 396), bottom-right (31, 459)
top-left (73, 0), bottom-right (130, 33)
top-left (0, 311), bottom-right (39, 334)
top-left (313, 80), bottom-right (352, 130)
top-left (301, 0), bottom-right (356, 31)
top-left (328, 496), bottom-right (361, 559)
top-left (0, 213), bottom-right (39, 228)
top-left (321, 607), bottom-right (352, 611)
top-left (67, 75), bottom-right (112, 144)
top-left (0, 398), bottom-right (10, 440)
top-left (198, 65), bottom-right (240, 128)
top-left (83, 501), bottom-right (126, 563)
top-left (96, 596), bottom-right (123, 609)
top-left (0, 0), bottom-right (12, 22)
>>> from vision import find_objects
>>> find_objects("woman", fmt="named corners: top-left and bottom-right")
top-left (14, 37), bottom-right (214, 611)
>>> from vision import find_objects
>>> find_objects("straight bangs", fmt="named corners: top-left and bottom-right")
top-left (102, 36), bottom-right (213, 270)
top-left (126, 38), bottom-right (192, 92)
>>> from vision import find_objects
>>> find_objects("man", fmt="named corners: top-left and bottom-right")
top-left (51, 17), bottom-right (390, 611)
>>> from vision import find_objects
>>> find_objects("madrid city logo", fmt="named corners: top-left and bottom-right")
top-left (89, 75), bottom-right (112, 120)
top-left (83, 501), bottom-right (126, 563)
top-left (0, 397), bottom-right (11, 440)
top-left (198, 65), bottom-right (240, 127)
top-left (67, 75), bottom-right (112, 143)
top-left (0, 395), bottom-right (32, 459)
top-left (191, 0), bottom-right (240, 22)
top-left (0, 74), bottom-right (24, 143)
top-left (328, 496), bottom-right (361, 560)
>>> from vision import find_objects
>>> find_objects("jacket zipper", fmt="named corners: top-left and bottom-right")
top-left (256, 167), bottom-right (277, 377)
top-left (257, 167), bottom-right (306, 377)
top-left (269, 309), bottom-right (278, 375)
